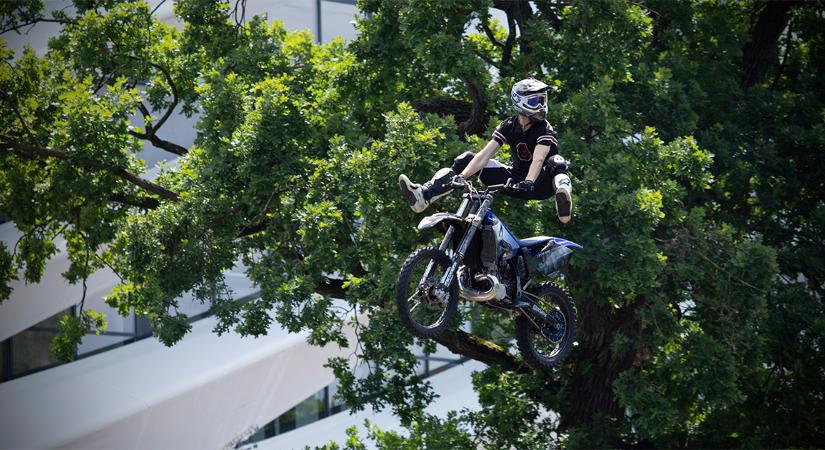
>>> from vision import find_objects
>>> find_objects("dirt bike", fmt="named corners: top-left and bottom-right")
top-left (395, 178), bottom-right (581, 371)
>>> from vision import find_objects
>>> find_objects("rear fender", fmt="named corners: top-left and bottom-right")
top-left (535, 237), bottom-right (583, 255)
top-left (524, 237), bottom-right (583, 278)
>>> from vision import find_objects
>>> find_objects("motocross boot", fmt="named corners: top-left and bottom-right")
top-left (398, 168), bottom-right (455, 213)
top-left (554, 173), bottom-right (572, 224)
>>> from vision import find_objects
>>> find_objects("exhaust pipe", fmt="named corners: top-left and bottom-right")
top-left (459, 271), bottom-right (506, 302)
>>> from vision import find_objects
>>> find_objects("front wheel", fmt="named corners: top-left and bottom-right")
top-left (515, 283), bottom-right (576, 371)
top-left (395, 247), bottom-right (459, 339)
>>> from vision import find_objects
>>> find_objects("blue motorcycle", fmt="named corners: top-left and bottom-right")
top-left (395, 179), bottom-right (581, 370)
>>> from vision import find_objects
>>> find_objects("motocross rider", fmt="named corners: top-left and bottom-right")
top-left (398, 78), bottom-right (573, 223)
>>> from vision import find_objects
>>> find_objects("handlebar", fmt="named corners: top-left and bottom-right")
top-left (485, 178), bottom-right (519, 194)
top-left (454, 177), bottom-right (523, 195)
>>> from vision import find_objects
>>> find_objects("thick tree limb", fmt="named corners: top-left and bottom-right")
top-left (741, 1), bottom-right (800, 90)
top-left (315, 277), bottom-right (347, 298)
top-left (458, 79), bottom-right (489, 137)
top-left (534, 0), bottom-right (563, 32)
top-left (412, 96), bottom-right (473, 124)
top-left (412, 82), bottom-right (489, 138)
top-left (109, 193), bottom-right (161, 209)
top-left (412, 96), bottom-right (477, 137)
top-left (770, 19), bottom-right (793, 90)
top-left (0, 140), bottom-right (180, 201)
top-left (501, 11), bottom-right (517, 72)
top-left (128, 129), bottom-right (188, 156)
top-left (312, 276), bottom-right (530, 373)
top-left (433, 329), bottom-right (531, 373)
top-left (237, 219), bottom-right (270, 237)
top-left (493, 0), bottom-right (535, 59)
top-left (478, 10), bottom-right (516, 75)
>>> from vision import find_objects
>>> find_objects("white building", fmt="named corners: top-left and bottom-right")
top-left (0, 2), bottom-right (484, 448)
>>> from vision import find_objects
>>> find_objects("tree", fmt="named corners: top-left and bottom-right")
top-left (1, 0), bottom-right (823, 447)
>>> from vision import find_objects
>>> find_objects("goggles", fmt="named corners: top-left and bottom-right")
top-left (524, 94), bottom-right (546, 108)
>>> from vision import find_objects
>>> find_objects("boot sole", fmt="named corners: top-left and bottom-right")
top-left (398, 175), bottom-right (426, 213)
top-left (556, 191), bottom-right (572, 221)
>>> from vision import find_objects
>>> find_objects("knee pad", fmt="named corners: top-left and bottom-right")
top-left (432, 167), bottom-right (455, 182)
top-left (547, 154), bottom-right (569, 172)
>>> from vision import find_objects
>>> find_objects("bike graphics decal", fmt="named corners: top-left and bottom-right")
top-left (550, 237), bottom-right (583, 249)
top-left (516, 142), bottom-right (531, 161)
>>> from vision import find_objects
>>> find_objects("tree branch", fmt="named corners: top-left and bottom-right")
top-left (501, 10), bottom-right (517, 71)
top-left (433, 329), bottom-right (531, 373)
top-left (109, 193), bottom-right (161, 210)
top-left (480, 17), bottom-right (504, 49)
top-left (230, 0), bottom-right (248, 30)
top-left (0, 140), bottom-right (180, 202)
top-left (125, 57), bottom-right (188, 156)
top-left (311, 275), bottom-right (530, 373)
top-left (472, 48), bottom-right (501, 70)
top-left (237, 219), bottom-right (270, 237)
top-left (412, 96), bottom-right (473, 124)
top-left (141, 59), bottom-right (178, 131)
top-left (128, 129), bottom-right (188, 156)
top-left (487, 1), bottom-right (529, 74)
top-left (0, 18), bottom-right (75, 35)
top-left (534, 0), bottom-right (563, 32)
top-left (315, 277), bottom-right (347, 298)
top-left (770, 19), bottom-right (793, 91)
top-left (458, 79), bottom-right (489, 137)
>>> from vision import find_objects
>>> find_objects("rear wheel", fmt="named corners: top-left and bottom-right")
top-left (395, 247), bottom-right (458, 339)
top-left (515, 282), bottom-right (576, 371)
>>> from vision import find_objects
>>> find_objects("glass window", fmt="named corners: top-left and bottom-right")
top-left (1, 339), bottom-right (11, 381)
top-left (277, 407), bottom-right (296, 434)
top-left (329, 382), bottom-right (346, 415)
top-left (9, 307), bottom-right (73, 378)
top-left (294, 390), bottom-right (326, 427)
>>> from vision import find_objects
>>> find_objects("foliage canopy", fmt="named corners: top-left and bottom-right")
top-left (2, 0), bottom-right (824, 447)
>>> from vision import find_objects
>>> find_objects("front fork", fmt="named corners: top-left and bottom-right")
top-left (418, 198), bottom-right (481, 302)
top-left (432, 198), bottom-right (490, 300)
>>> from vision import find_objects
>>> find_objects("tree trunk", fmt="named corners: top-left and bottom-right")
top-left (741, 1), bottom-right (799, 90)
top-left (559, 297), bottom-right (640, 445)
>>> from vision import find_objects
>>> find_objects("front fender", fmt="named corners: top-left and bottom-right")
top-left (417, 212), bottom-right (465, 231)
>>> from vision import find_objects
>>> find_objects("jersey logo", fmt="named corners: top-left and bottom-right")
top-left (516, 142), bottom-right (531, 161)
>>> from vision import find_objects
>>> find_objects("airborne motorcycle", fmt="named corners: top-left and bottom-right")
top-left (395, 178), bottom-right (582, 370)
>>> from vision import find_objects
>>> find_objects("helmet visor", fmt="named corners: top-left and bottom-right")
top-left (524, 94), bottom-right (546, 108)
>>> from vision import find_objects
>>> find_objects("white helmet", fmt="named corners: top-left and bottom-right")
top-left (511, 78), bottom-right (549, 121)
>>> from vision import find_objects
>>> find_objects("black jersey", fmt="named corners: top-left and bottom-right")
top-left (491, 117), bottom-right (559, 177)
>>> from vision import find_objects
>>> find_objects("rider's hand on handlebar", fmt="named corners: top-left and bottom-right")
top-left (514, 179), bottom-right (535, 193)
top-left (451, 174), bottom-right (468, 188)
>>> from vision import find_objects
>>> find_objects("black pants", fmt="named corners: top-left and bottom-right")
top-left (450, 152), bottom-right (564, 200)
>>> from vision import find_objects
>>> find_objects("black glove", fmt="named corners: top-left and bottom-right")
top-left (514, 179), bottom-right (534, 192)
